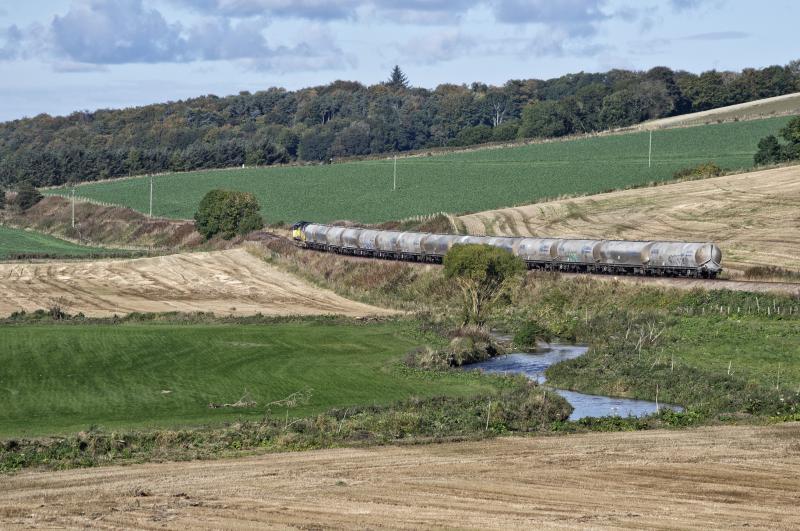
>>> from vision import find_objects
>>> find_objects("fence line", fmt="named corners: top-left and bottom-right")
top-left (675, 304), bottom-right (799, 317)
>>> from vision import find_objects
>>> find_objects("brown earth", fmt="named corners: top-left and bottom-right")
top-left (2, 195), bottom-right (203, 250)
top-left (2, 423), bottom-right (799, 529)
top-left (637, 91), bottom-right (800, 130)
top-left (458, 165), bottom-right (800, 276)
top-left (0, 247), bottom-right (396, 317)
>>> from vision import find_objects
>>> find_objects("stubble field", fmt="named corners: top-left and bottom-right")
top-left (459, 164), bottom-right (800, 274)
top-left (2, 423), bottom-right (798, 529)
top-left (0, 247), bottom-right (396, 318)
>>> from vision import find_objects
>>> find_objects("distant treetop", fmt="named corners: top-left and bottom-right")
top-left (387, 65), bottom-right (409, 90)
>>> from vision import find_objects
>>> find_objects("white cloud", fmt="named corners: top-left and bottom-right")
top-left (400, 30), bottom-right (476, 64)
top-left (0, 0), bottom-right (351, 73)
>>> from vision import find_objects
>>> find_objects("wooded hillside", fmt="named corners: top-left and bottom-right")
top-left (1, 62), bottom-right (798, 188)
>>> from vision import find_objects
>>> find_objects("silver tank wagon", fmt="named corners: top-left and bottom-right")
top-left (290, 222), bottom-right (722, 278)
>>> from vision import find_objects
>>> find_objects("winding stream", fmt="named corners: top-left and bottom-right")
top-left (465, 344), bottom-right (683, 421)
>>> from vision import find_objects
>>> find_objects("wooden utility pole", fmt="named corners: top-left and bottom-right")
top-left (648, 130), bottom-right (653, 169)
top-left (71, 187), bottom-right (76, 228)
top-left (149, 175), bottom-right (153, 218)
top-left (393, 155), bottom-right (397, 191)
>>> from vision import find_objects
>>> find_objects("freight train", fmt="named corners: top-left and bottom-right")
top-left (291, 222), bottom-right (723, 278)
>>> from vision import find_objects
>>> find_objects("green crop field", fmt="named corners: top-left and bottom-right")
top-left (48, 116), bottom-right (794, 224)
top-left (0, 321), bottom-right (500, 437)
top-left (0, 225), bottom-right (115, 259)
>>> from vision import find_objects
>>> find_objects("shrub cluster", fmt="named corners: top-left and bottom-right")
top-left (405, 326), bottom-right (504, 369)
top-left (513, 320), bottom-right (552, 349)
top-left (194, 189), bottom-right (263, 240)
top-left (672, 161), bottom-right (724, 180)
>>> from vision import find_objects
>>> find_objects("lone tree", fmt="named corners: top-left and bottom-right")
top-left (443, 244), bottom-right (525, 325)
top-left (15, 182), bottom-right (43, 210)
top-left (387, 65), bottom-right (409, 90)
top-left (194, 189), bottom-right (264, 240)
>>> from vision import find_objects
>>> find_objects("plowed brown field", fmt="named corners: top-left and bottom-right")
top-left (0, 247), bottom-right (396, 317)
top-left (2, 423), bottom-right (799, 529)
top-left (459, 165), bottom-right (800, 275)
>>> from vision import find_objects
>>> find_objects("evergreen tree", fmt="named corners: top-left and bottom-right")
top-left (15, 182), bottom-right (43, 210)
top-left (387, 65), bottom-right (409, 90)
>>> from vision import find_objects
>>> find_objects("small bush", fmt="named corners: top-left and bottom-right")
top-left (449, 125), bottom-right (494, 147)
top-left (513, 321), bottom-right (552, 349)
top-left (672, 162), bottom-right (724, 180)
top-left (491, 121), bottom-right (520, 142)
top-left (405, 326), bottom-right (504, 369)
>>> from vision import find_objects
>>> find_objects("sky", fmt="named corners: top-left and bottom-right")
top-left (0, 0), bottom-right (797, 121)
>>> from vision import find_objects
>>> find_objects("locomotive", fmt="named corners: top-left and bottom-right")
top-left (291, 222), bottom-right (723, 278)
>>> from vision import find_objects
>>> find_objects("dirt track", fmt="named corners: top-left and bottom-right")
top-left (636, 91), bottom-right (800, 129)
top-left (2, 423), bottom-right (799, 529)
top-left (459, 165), bottom-right (800, 275)
top-left (0, 247), bottom-right (395, 318)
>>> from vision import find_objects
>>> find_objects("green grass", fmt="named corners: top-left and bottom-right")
top-left (48, 116), bottom-right (794, 223)
top-left (0, 225), bottom-right (114, 259)
top-left (545, 312), bottom-right (800, 416)
top-left (663, 316), bottom-right (800, 390)
top-left (0, 321), bottom-right (500, 437)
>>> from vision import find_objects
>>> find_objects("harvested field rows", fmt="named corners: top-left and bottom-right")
top-left (2, 423), bottom-right (799, 529)
top-left (459, 165), bottom-right (800, 275)
top-left (0, 247), bottom-right (395, 317)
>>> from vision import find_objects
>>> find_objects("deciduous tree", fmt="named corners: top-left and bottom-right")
top-left (194, 189), bottom-right (263, 240)
top-left (443, 244), bottom-right (524, 325)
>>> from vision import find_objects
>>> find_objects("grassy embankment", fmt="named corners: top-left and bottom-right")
top-left (47, 116), bottom-right (792, 223)
top-left (0, 225), bottom-right (131, 260)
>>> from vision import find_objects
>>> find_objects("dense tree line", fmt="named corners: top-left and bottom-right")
top-left (1, 62), bottom-right (798, 188)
